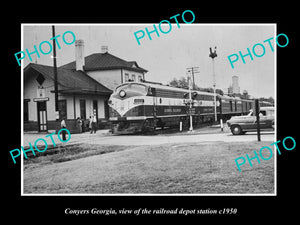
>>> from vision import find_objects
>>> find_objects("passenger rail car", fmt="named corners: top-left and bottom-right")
top-left (219, 95), bottom-right (254, 120)
top-left (108, 82), bottom-right (254, 133)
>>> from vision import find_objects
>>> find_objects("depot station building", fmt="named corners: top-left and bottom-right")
top-left (23, 42), bottom-right (148, 133)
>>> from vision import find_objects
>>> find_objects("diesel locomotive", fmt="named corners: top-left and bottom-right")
top-left (108, 81), bottom-right (257, 134)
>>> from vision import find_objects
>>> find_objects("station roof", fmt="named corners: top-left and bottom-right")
top-left (59, 52), bottom-right (148, 73)
top-left (24, 63), bottom-right (112, 95)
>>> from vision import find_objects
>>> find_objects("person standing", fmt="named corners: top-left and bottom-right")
top-left (61, 117), bottom-right (67, 141)
top-left (89, 116), bottom-right (92, 133)
top-left (91, 115), bottom-right (97, 134)
top-left (81, 117), bottom-right (86, 132)
top-left (77, 117), bottom-right (82, 133)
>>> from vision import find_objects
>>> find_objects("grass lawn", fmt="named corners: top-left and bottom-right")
top-left (23, 141), bottom-right (275, 194)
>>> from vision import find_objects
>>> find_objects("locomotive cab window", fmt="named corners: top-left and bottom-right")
top-left (147, 87), bottom-right (156, 96)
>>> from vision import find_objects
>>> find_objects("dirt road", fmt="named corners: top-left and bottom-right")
top-left (23, 128), bottom-right (275, 147)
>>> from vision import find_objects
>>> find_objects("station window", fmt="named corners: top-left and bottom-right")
top-left (104, 100), bottom-right (109, 118)
top-left (125, 73), bottom-right (129, 82)
top-left (132, 74), bottom-right (136, 81)
top-left (58, 100), bottom-right (67, 119)
top-left (93, 100), bottom-right (98, 119)
top-left (80, 99), bottom-right (86, 119)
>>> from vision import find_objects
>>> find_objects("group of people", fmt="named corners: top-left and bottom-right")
top-left (76, 115), bottom-right (97, 134)
top-left (58, 115), bottom-right (97, 142)
top-left (60, 115), bottom-right (98, 138)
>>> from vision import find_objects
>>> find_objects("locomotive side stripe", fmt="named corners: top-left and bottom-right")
top-left (110, 95), bottom-right (216, 117)
top-left (110, 112), bottom-right (217, 121)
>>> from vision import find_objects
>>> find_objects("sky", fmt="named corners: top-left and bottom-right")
top-left (23, 24), bottom-right (275, 98)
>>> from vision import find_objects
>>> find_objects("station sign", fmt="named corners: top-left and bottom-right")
top-left (33, 97), bottom-right (49, 102)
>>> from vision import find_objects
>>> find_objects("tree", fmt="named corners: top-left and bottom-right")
top-left (168, 77), bottom-right (224, 95)
top-left (258, 96), bottom-right (274, 105)
top-left (169, 78), bottom-right (180, 88)
top-left (169, 77), bottom-right (189, 89)
top-left (241, 90), bottom-right (249, 99)
top-left (216, 89), bottom-right (224, 95)
top-left (268, 96), bottom-right (275, 104)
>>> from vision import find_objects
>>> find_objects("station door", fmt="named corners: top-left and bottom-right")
top-left (37, 101), bottom-right (47, 132)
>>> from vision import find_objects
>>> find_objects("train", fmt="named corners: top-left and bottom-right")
top-left (108, 81), bottom-right (272, 134)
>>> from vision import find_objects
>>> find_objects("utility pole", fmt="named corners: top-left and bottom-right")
top-left (186, 67), bottom-right (200, 90)
top-left (52, 25), bottom-right (59, 119)
top-left (188, 75), bottom-right (193, 132)
top-left (209, 47), bottom-right (218, 122)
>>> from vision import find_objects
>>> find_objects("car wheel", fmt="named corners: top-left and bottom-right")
top-left (231, 125), bottom-right (243, 135)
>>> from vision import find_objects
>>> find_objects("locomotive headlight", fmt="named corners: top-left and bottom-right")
top-left (119, 90), bottom-right (126, 98)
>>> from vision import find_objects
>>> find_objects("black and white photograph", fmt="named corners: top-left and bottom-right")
top-left (21, 24), bottom-right (276, 195)
top-left (4, 5), bottom-right (298, 221)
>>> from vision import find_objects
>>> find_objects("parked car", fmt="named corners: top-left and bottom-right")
top-left (226, 107), bottom-right (274, 135)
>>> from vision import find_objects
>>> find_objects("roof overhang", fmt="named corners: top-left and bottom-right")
top-left (52, 89), bottom-right (112, 96)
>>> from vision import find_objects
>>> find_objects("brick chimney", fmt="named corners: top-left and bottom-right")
top-left (75, 40), bottom-right (85, 71)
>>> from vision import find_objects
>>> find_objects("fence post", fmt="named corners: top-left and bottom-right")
top-left (255, 99), bottom-right (261, 141)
